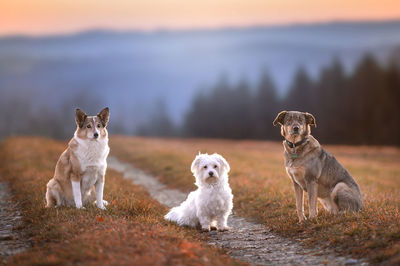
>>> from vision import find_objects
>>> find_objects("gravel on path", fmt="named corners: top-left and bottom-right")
top-left (0, 182), bottom-right (31, 263)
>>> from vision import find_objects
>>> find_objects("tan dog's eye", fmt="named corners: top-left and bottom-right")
top-left (87, 125), bottom-right (91, 128)
top-left (97, 124), bottom-right (101, 128)
top-left (203, 165), bottom-right (207, 169)
top-left (214, 165), bottom-right (217, 168)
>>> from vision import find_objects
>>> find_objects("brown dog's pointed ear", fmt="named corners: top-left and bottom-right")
top-left (75, 108), bottom-right (87, 128)
top-left (305, 112), bottom-right (317, 127)
top-left (273, 111), bottom-right (287, 126)
top-left (97, 107), bottom-right (110, 127)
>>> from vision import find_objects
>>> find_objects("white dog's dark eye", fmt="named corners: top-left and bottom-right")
top-left (97, 124), bottom-right (101, 128)
top-left (203, 165), bottom-right (207, 169)
top-left (87, 124), bottom-right (91, 128)
top-left (214, 165), bottom-right (217, 168)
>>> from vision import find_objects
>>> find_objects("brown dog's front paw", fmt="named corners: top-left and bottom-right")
top-left (308, 213), bottom-right (318, 220)
top-left (298, 215), bottom-right (307, 224)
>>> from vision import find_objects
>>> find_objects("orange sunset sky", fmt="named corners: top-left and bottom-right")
top-left (1, 0), bottom-right (400, 36)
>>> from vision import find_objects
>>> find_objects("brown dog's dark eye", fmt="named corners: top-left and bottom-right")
top-left (214, 165), bottom-right (217, 168)
top-left (203, 165), bottom-right (207, 169)
top-left (97, 124), bottom-right (101, 128)
top-left (87, 125), bottom-right (91, 128)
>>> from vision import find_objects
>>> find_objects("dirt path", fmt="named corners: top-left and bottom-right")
top-left (0, 182), bottom-right (30, 263)
top-left (108, 157), bottom-right (366, 265)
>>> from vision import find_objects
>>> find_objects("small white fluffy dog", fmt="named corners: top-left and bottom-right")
top-left (165, 153), bottom-right (233, 231)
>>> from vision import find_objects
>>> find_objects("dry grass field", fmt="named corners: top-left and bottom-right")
top-left (0, 137), bottom-right (242, 265)
top-left (110, 136), bottom-right (400, 264)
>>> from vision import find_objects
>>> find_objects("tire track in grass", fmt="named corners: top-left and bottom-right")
top-left (108, 156), bottom-right (366, 266)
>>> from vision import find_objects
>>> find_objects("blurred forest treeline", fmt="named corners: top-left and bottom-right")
top-left (1, 53), bottom-right (400, 146)
top-left (142, 54), bottom-right (400, 145)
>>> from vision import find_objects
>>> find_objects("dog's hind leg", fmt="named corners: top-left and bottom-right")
top-left (319, 197), bottom-right (339, 214)
top-left (332, 182), bottom-right (362, 212)
top-left (45, 189), bottom-right (55, 208)
top-left (46, 179), bottom-right (62, 208)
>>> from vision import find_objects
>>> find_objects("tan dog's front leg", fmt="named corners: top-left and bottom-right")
top-left (293, 182), bottom-right (306, 222)
top-left (71, 174), bottom-right (83, 209)
top-left (307, 181), bottom-right (318, 219)
top-left (95, 178), bottom-right (106, 210)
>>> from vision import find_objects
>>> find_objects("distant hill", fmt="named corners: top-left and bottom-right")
top-left (1, 20), bottom-right (400, 133)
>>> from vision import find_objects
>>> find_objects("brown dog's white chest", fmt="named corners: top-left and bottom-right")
top-left (286, 166), bottom-right (307, 191)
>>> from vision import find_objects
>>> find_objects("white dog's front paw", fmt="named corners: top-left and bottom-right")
top-left (218, 226), bottom-right (231, 232)
top-left (102, 200), bottom-right (109, 206)
top-left (201, 226), bottom-right (211, 232)
top-left (76, 205), bottom-right (85, 210)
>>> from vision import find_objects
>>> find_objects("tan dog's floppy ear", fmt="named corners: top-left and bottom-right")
top-left (212, 153), bottom-right (230, 173)
top-left (97, 107), bottom-right (110, 127)
top-left (304, 112), bottom-right (317, 127)
top-left (273, 111), bottom-right (287, 126)
top-left (191, 153), bottom-right (203, 174)
top-left (75, 108), bottom-right (87, 128)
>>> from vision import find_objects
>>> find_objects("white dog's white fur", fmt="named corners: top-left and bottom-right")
top-left (164, 153), bottom-right (233, 231)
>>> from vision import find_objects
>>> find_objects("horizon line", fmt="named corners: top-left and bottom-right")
top-left (1, 17), bottom-right (400, 39)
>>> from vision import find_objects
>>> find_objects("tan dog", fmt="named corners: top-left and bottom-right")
top-left (46, 107), bottom-right (110, 209)
top-left (273, 111), bottom-right (363, 222)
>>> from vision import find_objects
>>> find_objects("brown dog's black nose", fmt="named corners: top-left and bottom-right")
top-left (94, 133), bottom-right (99, 138)
top-left (208, 171), bottom-right (214, 177)
top-left (293, 126), bottom-right (299, 132)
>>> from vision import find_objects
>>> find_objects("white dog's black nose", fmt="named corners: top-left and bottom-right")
top-left (94, 133), bottom-right (99, 138)
top-left (208, 171), bottom-right (214, 177)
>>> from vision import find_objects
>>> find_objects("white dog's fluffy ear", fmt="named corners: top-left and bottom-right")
top-left (191, 153), bottom-right (203, 174)
top-left (212, 153), bottom-right (230, 174)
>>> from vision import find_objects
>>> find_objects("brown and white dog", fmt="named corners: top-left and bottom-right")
top-left (46, 107), bottom-right (110, 209)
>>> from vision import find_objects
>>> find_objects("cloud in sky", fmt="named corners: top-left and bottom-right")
top-left (1, 0), bottom-right (400, 35)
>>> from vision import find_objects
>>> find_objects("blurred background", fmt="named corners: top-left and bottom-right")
top-left (1, 0), bottom-right (400, 145)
